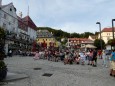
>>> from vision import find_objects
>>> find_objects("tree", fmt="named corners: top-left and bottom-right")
top-left (108, 39), bottom-right (115, 46)
top-left (0, 27), bottom-right (6, 64)
top-left (108, 38), bottom-right (115, 49)
top-left (0, 27), bottom-right (5, 40)
top-left (94, 39), bottom-right (105, 49)
top-left (0, 27), bottom-right (7, 81)
top-left (95, 31), bottom-right (99, 35)
top-left (37, 27), bottom-right (95, 39)
top-left (61, 38), bottom-right (68, 45)
top-left (70, 33), bottom-right (80, 38)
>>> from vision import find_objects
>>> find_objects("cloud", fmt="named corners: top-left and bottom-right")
top-left (2, 0), bottom-right (115, 33)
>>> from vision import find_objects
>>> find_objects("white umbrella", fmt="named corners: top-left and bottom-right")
top-left (81, 44), bottom-right (96, 48)
top-left (85, 44), bottom-right (97, 48)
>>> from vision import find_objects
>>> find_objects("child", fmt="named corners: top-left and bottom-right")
top-left (33, 51), bottom-right (39, 60)
top-left (80, 52), bottom-right (86, 65)
top-left (64, 52), bottom-right (69, 65)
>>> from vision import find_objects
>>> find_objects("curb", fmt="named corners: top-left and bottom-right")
top-left (3, 72), bottom-right (29, 82)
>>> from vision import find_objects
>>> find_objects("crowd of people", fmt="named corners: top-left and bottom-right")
top-left (32, 47), bottom-right (115, 77)
top-left (8, 47), bottom-right (115, 77)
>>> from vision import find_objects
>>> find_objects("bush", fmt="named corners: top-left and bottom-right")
top-left (0, 51), bottom-right (6, 60)
top-left (0, 27), bottom-right (7, 81)
top-left (0, 60), bottom-right (7, 81)
top-left (0, 61), bottom-right (6, 69)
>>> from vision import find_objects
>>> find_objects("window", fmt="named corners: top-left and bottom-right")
top-left (13, 18), bottom-right (15, 23)
top-left (107, 37), bottom-right (110, 40)
top-left (4, 14), bottom-right (7, 19)
top-left (3, 23), bottom-right (6, 29)
top-left (10, 8), bottom-right (12, 11)
top-left (9, 22), bottom-right (11, 25)
top-left (0, 13), bottom-right (1, 17)
top-left (13, 28), bottom-right (15, 31)
top-left (108, 33), bottom-right (109, 35)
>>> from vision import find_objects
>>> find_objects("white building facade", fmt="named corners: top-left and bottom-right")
top-left (0, 2), bottom-right (18, 54)
top-left (98, 27), bottom-right (115, 44)
top-left (0, 1), bottom-right (37, 55)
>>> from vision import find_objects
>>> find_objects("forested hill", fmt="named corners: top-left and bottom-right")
top-left (37, 27), bottom-right (96, 38)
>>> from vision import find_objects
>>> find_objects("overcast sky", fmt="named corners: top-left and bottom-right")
top-left (2, 0), bottom-right (115, 33)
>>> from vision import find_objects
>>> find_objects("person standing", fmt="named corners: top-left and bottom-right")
top-left (110, 50), bottom-right (115, 76)
top-left (92, 49), bottom-right (97, 67)
top-left (9, 50), bottom-right (12, 57)
top-left (88, 50), bottom-right (93, 65)
top-left (102, 50), bottom-right (108, 67)
top-left (98, 50), bottom-right (102, 59)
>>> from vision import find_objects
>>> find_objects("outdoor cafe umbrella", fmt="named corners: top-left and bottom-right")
top-left (81, 44), bottom-right (97, 48)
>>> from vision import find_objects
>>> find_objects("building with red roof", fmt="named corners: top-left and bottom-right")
top-left (100, 27), bottom-right (115, 43)
top-left (0, 1), bottom-right (37, 54)
top-left (18, 14), bottom-right (37, 40)
top-left (17, 13), bottom-right (37, 52)
top-left (67, 38), bottom-right (94, 48)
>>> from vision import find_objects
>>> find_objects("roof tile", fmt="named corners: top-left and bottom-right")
top-left (102, 27), bottom-right (115, 32)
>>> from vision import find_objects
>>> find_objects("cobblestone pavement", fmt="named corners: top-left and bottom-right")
top-left (2, 56), bottom-right (115, 86)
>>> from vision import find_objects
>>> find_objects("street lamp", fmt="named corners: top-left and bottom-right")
top-left (96, 22), bottom-right (102, 50)
top-left (112, 19), bottom-right (115, 39)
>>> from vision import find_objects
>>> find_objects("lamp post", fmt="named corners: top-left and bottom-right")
top-left (96, 22), bottom-right (102, 50)
top-left (112, 19), bottom-right (115, 39)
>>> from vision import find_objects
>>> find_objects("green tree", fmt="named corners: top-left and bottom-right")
top-left (108, 38), bottom-right (115, 49)
top-left (0, 27), bottom-right (6, 60)
top-left (108, 39), bottom-right (115, 46)
top-left (37, 27), bottom-right (95, 39)
top-left (70, 33), bottom-right (80, 38)
top-left (94, 39), bottom-right (105, 49)
top-left (0, 27), bottom-right (5, 38)
top-left (95, 32), bottom-right (99, 35)
top-left (61, 38), bottom-right (68, 45)
top-left (80, 32), bottom-right (94, 38)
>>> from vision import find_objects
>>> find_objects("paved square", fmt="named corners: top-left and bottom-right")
top-left (3, 56), bottom-right (115, 86)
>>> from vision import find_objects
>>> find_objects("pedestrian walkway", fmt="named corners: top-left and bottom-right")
top-left (4, 72), bottom-right (28, 82)
top-left (2, 56), bottom-right (115, 86)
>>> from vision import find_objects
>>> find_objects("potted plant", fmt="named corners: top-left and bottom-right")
top-left (0, 60), bottom-right (7, 81)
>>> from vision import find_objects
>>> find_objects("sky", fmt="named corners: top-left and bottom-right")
top-left (2, 0), bottom-right (115, 33)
